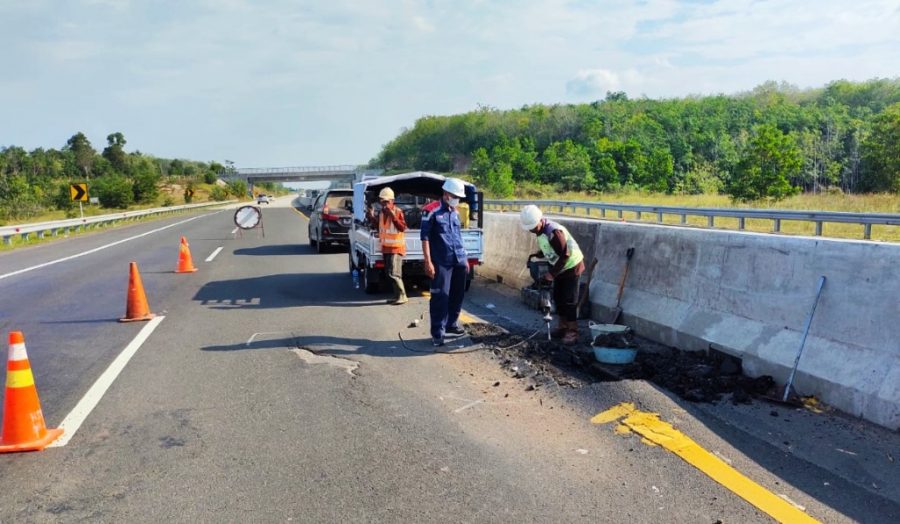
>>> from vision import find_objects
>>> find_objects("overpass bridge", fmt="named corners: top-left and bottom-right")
top-left (219, 165), bottom-right (383, 187)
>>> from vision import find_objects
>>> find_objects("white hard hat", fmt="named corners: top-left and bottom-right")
top-left (442, 178), bottom-right (466, 198)
top-left (520, 205), bottom-right (542, 230)
top-left (378, 187), bottom-right (394, 200)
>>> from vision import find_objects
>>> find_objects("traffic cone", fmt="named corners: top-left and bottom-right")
top-left (175, 236), bottom-right (198, 273)
top-left (119, 261), bottom-right (155, 322)
top-left (0, 331), bottom-right (63, 452)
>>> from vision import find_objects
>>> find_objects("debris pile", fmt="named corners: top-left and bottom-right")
top-left (467, 322), bottom-right (776, 404)
top-left (619, 348), bottom-right (774, 403)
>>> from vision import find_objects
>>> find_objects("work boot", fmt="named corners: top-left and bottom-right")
top-left (550, 323), bottom-right (567, 340)
top-left (562, 321), bottom-right (579, 346)
top-left (393, 294), bottom-right (409, 305)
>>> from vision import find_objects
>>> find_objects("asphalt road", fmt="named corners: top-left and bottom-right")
top-left (0, 196), bottom-right (897, 523)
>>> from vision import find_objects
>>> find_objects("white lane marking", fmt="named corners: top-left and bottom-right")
top-left (0, 214), bottom-right (212, 281)
top-left (453, 399), bottom-right (485, 413)
top-left (49, 316), bottom-right (165, 447)
top-left (231, 227), bottom-right (238, 235)
top-left (205, 246), bottom-right (224, 262)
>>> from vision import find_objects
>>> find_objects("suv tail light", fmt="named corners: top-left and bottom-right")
top-left (321, 205), bottom-right (340, 222)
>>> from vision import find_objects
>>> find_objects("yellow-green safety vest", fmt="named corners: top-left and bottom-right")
top-left (537, 221), bottom-right (583, 272)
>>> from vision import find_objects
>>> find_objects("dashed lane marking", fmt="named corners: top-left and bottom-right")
top-left (0, 215), bottom-right (210, 281)
top-left (205, 246), bottom-right (224, 262)
top-left (49, 316), bottom-right (165, 447)
top-left (592, 403), bottom-right (820, 524)
top-left (230, 227), bottom-right (238, 235)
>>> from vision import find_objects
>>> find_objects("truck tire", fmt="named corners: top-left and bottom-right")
top-left (360, 258), bottom-right (380, 294)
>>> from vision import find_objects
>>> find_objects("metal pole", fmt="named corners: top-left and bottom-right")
top-left (79, 201), bottom-right (84, 221)
top-left (783, 276), bottom-right (827, 401)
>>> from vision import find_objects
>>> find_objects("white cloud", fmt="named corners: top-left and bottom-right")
top-left (567, 69), bottom-right (643, 97)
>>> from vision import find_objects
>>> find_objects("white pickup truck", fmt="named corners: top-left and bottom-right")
top-left (348, 171), bottom-right (485, 294)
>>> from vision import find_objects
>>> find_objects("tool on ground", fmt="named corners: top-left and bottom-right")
top-left (576, 257), bottom-right (599, 319)
top-left (120, 261), bottom-right (156, 322)
top-left (0, 331), bottom-right (63, 453)
top-left (605, 247), bottom-right (635, 324)
top-left (783, 275), bottom-right (827, 402)
top-left (175, 236), bottom-right (198, 273)
top-left (527, 259), bottom-right (554, 340)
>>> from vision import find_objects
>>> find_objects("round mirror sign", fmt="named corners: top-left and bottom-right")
top-left (234, 205), bottom-right (262, 229)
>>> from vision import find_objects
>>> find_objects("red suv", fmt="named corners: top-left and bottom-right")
top-left (308, 189), bottom-right (353, 253)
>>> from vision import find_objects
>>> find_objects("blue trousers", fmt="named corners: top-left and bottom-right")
top-left (430, 263), bottom-right (467, 340)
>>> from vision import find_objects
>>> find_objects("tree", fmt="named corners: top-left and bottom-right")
top-left (860, 102), bottom-right (900, 192)
top-left (726, 124), bottom-right (802, 201)
top-left (541, 140), bottom-right (596, 191)
top-left (64, 132), bottom-right (96, 178)
top-left (102, 132), bottom-right (128, 173)
top-left (130, 156), bottom-right (161, 203)
top-left (94, 174), bottom-right (134, 208)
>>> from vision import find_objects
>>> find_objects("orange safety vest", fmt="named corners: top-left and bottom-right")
top-left (379, 210), bottom-right (406, 255)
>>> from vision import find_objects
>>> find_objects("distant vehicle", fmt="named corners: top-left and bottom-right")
top-left (348, 172), bottom-right (484, 293)
top-left (256, 194), bottom-right (271, 204)
top-left (308, 189), bottom-right (354, 253)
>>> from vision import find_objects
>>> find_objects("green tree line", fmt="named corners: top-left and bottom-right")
top-left (372, 79), bottom-right (900, 200)
top-left (0, 132), bottom-right (248, 223)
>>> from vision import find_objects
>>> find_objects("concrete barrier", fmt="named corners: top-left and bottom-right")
top-left (481, 212), bottom-right (900, 430)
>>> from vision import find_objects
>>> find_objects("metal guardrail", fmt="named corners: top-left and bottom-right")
top-left (1, 201), bottom-right (235, 245)
top-left (484, 199), bottom-right (900, 240)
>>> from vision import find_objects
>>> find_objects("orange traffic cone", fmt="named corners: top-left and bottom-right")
top-left (0, 331), bottom-right (63, 452)
top-left (119, 261), bottom-right (156, 322)
top-left (175, 236), bottom-right (198, 273)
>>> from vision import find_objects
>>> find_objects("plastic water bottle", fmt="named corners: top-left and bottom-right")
top-left (352, 269), bottom-right (360, 289)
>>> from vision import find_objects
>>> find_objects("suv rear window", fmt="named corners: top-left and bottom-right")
top-left (325, 192), bottom-right (352, 214)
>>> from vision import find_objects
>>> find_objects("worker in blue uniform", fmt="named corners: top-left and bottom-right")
top-left (421, 178), bottom-right (469, 346)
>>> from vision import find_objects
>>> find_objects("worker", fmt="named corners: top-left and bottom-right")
top-left (520, 205), bottom-right (585, 345)
top-left (367, 187), bottom-right (408, 305)
top-left (421, 178), bottom-right (469, 346)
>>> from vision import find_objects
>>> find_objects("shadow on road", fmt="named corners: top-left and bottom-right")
top-left (234, 245), bottom-right (317, 256)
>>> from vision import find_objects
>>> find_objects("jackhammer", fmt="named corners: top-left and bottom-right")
top-left (527, 259), bottom-right (554, 340)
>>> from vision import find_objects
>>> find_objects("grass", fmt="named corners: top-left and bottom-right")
top-left (490, 188), bottom-right (899, 242)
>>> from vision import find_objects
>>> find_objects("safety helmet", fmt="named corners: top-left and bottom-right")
top-left (378, 187), bottom-right (395, 200)
top-left (441, 178), bottom-right (466, 198)
top-left (520, 205), bottom-right (543, 231)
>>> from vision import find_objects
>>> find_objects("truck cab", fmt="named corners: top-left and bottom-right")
top-left (348, 172), bottom-right (484, 294)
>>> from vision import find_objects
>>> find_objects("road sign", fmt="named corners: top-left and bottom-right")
top-left (233, 205), bottom-right (265, 238)
top-left (234, 205), bottom-right (261, 229)
top-left (187, 188), bottom-right (195, 198)
top-left (70, 183), bottom-right (88, 202)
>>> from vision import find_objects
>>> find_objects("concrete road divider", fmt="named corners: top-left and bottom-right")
top-left (481, 212), bottom-right (900, 430)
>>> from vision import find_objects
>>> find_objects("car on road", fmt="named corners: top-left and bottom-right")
top-left (308, 189), bottom-right (353, 252)
top-left (256, 194), bottom-right (271, 204)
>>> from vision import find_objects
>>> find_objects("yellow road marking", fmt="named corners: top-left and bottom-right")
top-left (593, 403), bottom-right (820, 524)
top-left (292, 207), bottom-right (308, 220)
top-left (458, 312), bottom-right (481, 325)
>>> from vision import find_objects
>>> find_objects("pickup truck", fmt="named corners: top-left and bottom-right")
top-left (348, 171), bottom-right (484, 294)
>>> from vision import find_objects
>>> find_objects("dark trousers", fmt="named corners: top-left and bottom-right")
top-left (553, 272), bottom-right (580, 322)
top-left (429, 263), bottom-right (467, 339)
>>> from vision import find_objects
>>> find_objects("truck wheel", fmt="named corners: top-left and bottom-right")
top-left (361, 261), bottom-right (380, 294)
top-left (348, 251), bottom-right (357, 273)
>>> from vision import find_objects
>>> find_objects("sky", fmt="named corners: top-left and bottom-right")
top-left (1, 0), bottom-right (898, 168)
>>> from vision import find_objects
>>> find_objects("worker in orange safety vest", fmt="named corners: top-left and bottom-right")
top-left (367, 187), bottom-right (408, 304)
